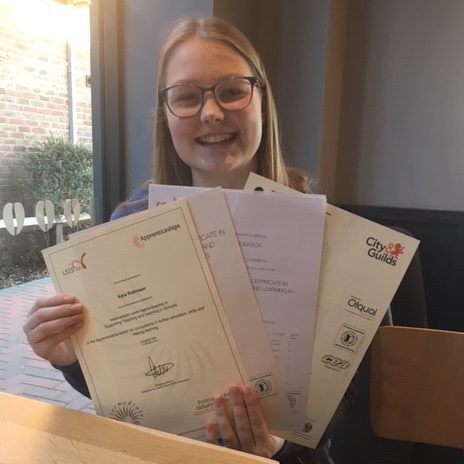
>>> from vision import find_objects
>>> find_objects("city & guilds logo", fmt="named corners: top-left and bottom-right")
top-left (366, 236), bottom-right (405, 266)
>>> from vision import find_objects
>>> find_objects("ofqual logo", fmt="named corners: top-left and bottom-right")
top-left (346, 295), bottom-right (378, 319)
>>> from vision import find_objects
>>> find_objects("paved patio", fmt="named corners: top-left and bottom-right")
top-left (0, 277), bottom-right (95, 414)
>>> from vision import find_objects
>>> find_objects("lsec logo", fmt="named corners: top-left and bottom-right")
top-left (366, 237), bottom-right (404, 266)
top-left (62, 252), bottom-right (87, 276)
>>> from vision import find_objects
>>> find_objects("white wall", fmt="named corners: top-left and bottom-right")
top-left (335, 0), bottom-right (464, 211)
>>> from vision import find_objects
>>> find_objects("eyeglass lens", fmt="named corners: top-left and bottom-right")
top-left (165, 78), bottom-right (254, 118)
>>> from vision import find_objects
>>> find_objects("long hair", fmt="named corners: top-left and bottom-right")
top-left (153, 17), bottom-right (308, 192)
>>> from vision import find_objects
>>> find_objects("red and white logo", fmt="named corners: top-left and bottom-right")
top-left (62, 252), bottom-right (87, 276)
top-left (366, 237), bottom-right (405, 266)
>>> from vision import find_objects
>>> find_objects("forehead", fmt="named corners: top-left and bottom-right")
top-left (165, 37), bottom-right (253, 86)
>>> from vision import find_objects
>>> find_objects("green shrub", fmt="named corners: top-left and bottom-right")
top-left (24, 136), bottom-right (93, 215)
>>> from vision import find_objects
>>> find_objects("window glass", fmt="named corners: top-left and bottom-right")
top-left (0, 0), bottom-right (93, 290)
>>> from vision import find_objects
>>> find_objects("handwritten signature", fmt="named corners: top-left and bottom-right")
top-left (145, 356), bottom-right (174, 380)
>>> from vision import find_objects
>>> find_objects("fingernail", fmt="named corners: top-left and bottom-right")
top-left (63, 295), bottom-right (75, 302)
top-left (70, 303), bottom-right (83, 312)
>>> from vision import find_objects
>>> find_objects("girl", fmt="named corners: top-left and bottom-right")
top-left (24, 17), bottom-right (340, 463)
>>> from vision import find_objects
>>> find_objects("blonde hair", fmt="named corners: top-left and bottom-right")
top-left (153, 17), bottom-right (308, 192)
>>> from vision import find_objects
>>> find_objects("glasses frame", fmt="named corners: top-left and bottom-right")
top-left (159, 76), bottom-right (260, 119)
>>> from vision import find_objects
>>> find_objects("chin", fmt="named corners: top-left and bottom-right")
top-left (201, 159), bottom-right (241, 173)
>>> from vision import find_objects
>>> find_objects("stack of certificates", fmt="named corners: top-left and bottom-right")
top-left (43, 173), bottom-right (419, 448)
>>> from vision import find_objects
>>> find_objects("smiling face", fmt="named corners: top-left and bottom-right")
top-left (164, 37), bottom-right (263, 188)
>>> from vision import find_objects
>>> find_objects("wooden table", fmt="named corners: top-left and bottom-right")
top-left (0, 392), bottom-right (276, 463)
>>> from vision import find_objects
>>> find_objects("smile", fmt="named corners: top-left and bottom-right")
top-left (196, 133), bottom-right (237, 145)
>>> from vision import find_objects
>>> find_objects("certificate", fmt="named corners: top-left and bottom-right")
top-left (149, 185), bottom-right (327, 429)
top-left (244, 173), bottom-right (420, 447)
top-left (43, 199), bottom-right (249, 441)
top-left (159, 188), bottom-right (292, 431)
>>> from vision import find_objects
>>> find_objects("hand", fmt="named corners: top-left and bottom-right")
top-left (23, 294), bottom-right (83, 367)
top-left (207, 385), bottom-right (285, 458)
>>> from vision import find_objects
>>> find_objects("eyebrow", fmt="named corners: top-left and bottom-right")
top-left (166, 74), bottom-right (247, 87)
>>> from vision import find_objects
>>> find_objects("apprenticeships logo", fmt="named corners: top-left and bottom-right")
top-left (62, 252), bottom-right (87, 276)
top-left (132, 224), bottom-right (181, 248)
top-left (366, 236), bottom-right (405, 266)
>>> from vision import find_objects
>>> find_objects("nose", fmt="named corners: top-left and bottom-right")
top-left (200, 91), bottom-right (224, 124)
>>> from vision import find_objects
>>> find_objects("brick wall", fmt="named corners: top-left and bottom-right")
top-left (0, 0), bottom-right (92, 265)
top-left (0, 0), bottom-right (92, 211)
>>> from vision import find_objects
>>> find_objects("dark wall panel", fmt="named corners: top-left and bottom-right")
top-left (121, 0), bottom-right (214, 196)
top-left (340, 205), bottom-right (464, 332)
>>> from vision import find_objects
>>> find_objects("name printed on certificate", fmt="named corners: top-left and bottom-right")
top-left (149, 185), bottom-right (327, 430)
top-left (43, 199), bottom-right (249, 441)
top-left (244, 173), bottom-right (420, 448)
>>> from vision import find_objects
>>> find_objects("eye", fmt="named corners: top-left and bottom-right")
top-left (168, 87), bottom-right (201, 107)
top-left (217, 78), bottom-right (252, 103)
top-left (218, 85), bottom-right (248, 102)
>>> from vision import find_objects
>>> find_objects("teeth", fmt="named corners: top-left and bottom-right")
top-left (198, 133), bottom-right (234, 144)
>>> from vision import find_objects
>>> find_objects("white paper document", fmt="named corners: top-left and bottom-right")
top-left (160, 188), bottom-right (291, 430)
top-left (244, 173), bottom-right (420, 447)
top-left (43, 199), bottom-right (250, 441)
top-left (149, 185), bottom-right (327, 429)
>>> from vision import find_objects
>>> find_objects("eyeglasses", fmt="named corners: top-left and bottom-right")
top-left (160, 76), bottom-right (260, 118)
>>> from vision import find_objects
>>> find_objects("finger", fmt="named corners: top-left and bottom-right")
top-left (206, 421), bottom-right (218, 444)
top-left (26, 311), bottom-right (84, 344)
top-left (230, 385), bottom-right (254, 452)
top-left (214, 393), bottom-right (240, 450)
top-left (24, 302), bottom-right (83, 332)
top-left (242, 385), bottom-right (271, 446)
top-left (29, 294), bottom-right (76, 315)
top-left (33, 322), bottom-right (83, 358)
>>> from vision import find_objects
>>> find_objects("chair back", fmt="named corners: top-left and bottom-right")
top-left (371, 326), bottom-right (464, 449)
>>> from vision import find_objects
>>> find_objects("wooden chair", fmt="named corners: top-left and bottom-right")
top-left (370, 326), bottom-right (464, 449)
